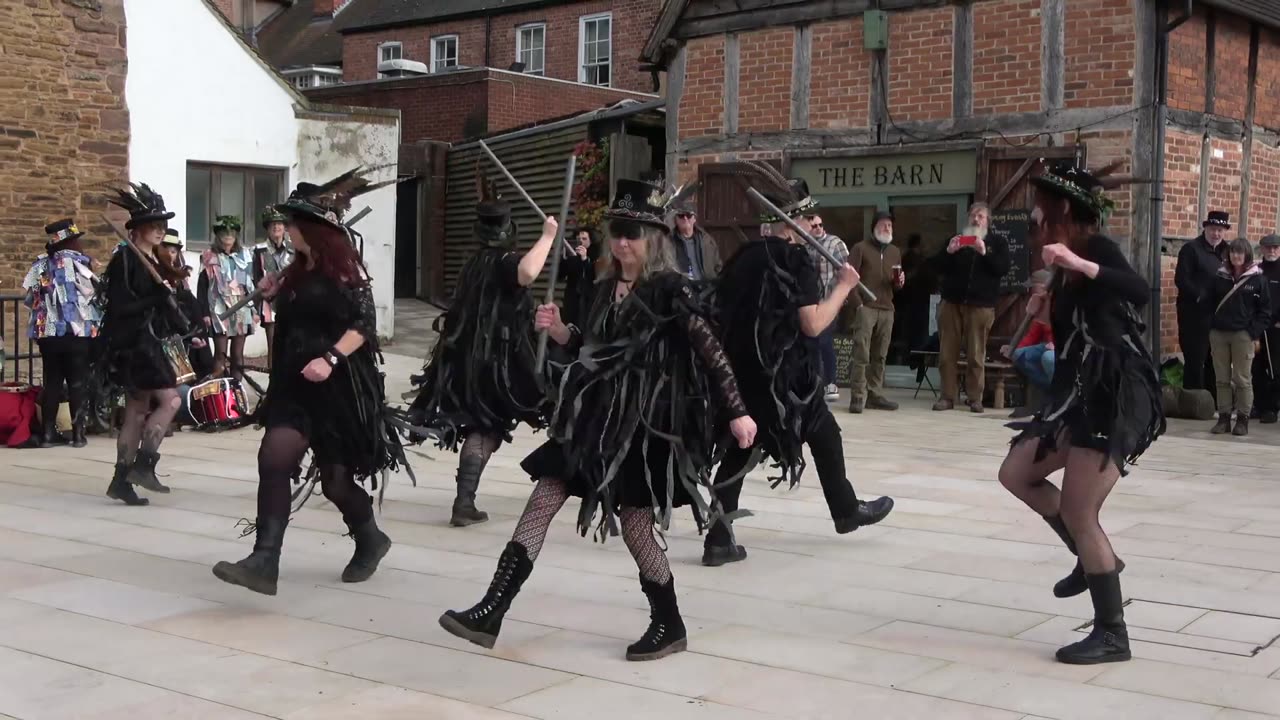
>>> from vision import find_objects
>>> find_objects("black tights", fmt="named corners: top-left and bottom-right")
top-left (214, 336), bottom-right (247, 381)
top-left (37, 337), bottom-right (90, 429)
top-left (511, 477), bottom-right (672, 584)
top-left (256, 426), bottom-right (371, 525)
top-left (998, 435), bottom-right (1121, 573)
top-left (116, 388), bottom-right (181, 464)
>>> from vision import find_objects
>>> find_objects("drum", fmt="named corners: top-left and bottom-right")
top-left (182, 377), bottom-right (249, 428)
top-left (161, 335), bottom-right (197, 385)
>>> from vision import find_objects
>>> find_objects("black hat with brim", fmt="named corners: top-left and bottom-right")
top-left (108, 182), bottom-right (176, 230)
top-left (872, 210), bottom-right (895, 226)
top-left (605, 178), bottom-right (670, 230)
top-left (1204, 211), bottom-right (1231, 229)
top-left (277, 197), bottom-right (345, 232)
top-left (44, 218), bottom-right (84, 244)
top-left (1261, 234), bottom-right (1280, 248)
top-left (261, 206), bottom-right (287, 228)
top-left (162, 228), bottom-right (183, 247)
top-left (758, 178), bottom-right (818, 224)
top-left (1029, 161), bottom-right (1115, 222)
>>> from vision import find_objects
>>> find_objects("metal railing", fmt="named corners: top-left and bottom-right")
top-left (0, 293), bottom-right (37, 384)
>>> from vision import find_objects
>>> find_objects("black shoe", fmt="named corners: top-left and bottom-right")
top-left (833, 496), bottom-right (895, 534)
top-left (106, 463), bottom-right (148, 506)
top-left (38, 418), bottom-right (68, 448)
top-left (341, 517), bottom-right (392, 583)
top-left (1262, 411), bottom-right (1278, 424)
top-left (626, 576), bottom-right (688, 662)
top-left (1008, 406), bottom-right (1034, 419)
top-left (1042, 515), bottom-right (1125, 598)
top-left (847, 398), bottom-right (864, 414)
top-left (439, 541), bottom-right (534, 649)
top-left (127, 450), bottom-right (170, 493)
top-left (1233, 413), bottom-right (1249, 437)
top-left (1211, 412), bottom-right (1232, 434)
top-left (71, 421), bottom-right (87, 448)
top-left (866, 394), bottom-right (899, 411)
top-left (449, 454), bottom-right (489, 527)
top-left (701, 542), bottom-right (747, 567)
top-left (1250, 407), bottom-right (1262, 420)
top-left (212, 516), bottom-right (288, 596)
top-left (1056, 571), bottom-right (1131, 665)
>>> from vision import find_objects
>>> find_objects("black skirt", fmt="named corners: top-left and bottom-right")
top-left (521, 438), bottom-right (697, 513)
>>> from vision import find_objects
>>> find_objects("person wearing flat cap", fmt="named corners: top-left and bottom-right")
top-left (1252, 234), bottom-right (1280, 423)
top-left (22, 218), bottom-right (103, 448)
top-left (1175, 211), bottom-right (1231, 391)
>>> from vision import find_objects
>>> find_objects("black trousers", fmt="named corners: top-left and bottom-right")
top-left (708, 407), bottom-right (859, 544)
top-left (37, 336), bottom-right (91, 427)
top-left (1177, 301), bottom-right (1215, 391)
top-left (1253, 329), bottom-right (1280, 414)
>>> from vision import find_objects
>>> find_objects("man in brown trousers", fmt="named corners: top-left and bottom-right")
top-left (847, 211), bottom-right (905, 413)
top-left (931, 202), bottom-right (1010, 413)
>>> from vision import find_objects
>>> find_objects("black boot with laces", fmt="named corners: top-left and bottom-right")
top-left (626, 575), bottom-right (688, 662)
top-left (439, 541), bottom-right (533, 649)
top-left (212, 516), bottom-right (288, 596)
top-left (341, 516), bottom-right (392, 583)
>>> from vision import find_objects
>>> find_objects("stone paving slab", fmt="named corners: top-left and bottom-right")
top-left (3, 353), bottom-right (1280, 719)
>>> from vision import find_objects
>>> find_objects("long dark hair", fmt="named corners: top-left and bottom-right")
top-left (281, 216), bottom-right (369, 290)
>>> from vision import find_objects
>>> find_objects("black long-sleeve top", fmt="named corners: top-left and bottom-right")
top-left (1210, 266), bottom-right (1271, 339)
top-left (1175, 234), bottom-right (1227, 310)
top-left (930, 233), bottom-right (1011, 307)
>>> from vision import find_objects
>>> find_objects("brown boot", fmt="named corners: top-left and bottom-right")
top-left (1210, 413), bottom-right (1232, 435)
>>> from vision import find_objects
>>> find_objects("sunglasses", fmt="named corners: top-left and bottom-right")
top-left (676, 213), bottom-right (695, 219)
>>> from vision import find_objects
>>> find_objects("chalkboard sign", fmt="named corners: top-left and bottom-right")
top-left (991, 208), bottom-right (1031, 293)
top-left (834, 334), bottom-right (855, 387)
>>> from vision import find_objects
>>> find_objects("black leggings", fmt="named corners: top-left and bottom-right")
top-left (256, 426), bottom-right (372, 526)
top-left (213, 335), bottom-right (247, 382)
top-left (37, 336), bottom-right (91, 427)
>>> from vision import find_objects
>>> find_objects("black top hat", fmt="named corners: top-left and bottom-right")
top-left (107, 182), bottom-right (177, 230)
top-left (605, 179), bottom-right (671, 230)
top-left (44, 218), bottom-right (84, 245)
top-left (1261, 234), bottom-right (1280, 248)
top-left (1204, 211), bottom-right (1231, 229)
top-left (162, 228), bottom-right (183, 247)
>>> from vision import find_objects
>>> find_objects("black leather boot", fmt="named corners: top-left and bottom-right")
top-left (1233, 413), bottom-right (1249, 436)
top-left (701, 520), bottom-right (747, 567)
top-left (1056, 570), bottom-right (1131, 665)
top-left (38, 415), bottom-right (68, 448)
top-left (70, 416), bottom-right (87, 448)
top-left (1043, 514), bottom-right (1125, 598)
top-left (105, 463), bottom-right (148, 506)
top-left (127, 450), bottom-right (170, 493)
top-left (833, 496), bottom-right (895, 534)
top-left (626, 575), bottom-right (688, 661)
top-left (450, 454), bottom-right (489, 527)
top-left (341, 516), bottom-right (392, 583)
top-left (212, 516), bottom-right (288, 596)
top-left (1211, 412), bottom-right (1233, 434)
top-left (439, 541), bottom-right (533, 648)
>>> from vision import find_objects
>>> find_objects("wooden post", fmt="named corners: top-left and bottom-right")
top-left (953, 2), bottom-right (973, 119)
top-left (791, 24), bottom-right (811, 130)
top-left (724, 33), bottom-right (740, 135)
top-left (1041, 0), bottom-right (1065, 111)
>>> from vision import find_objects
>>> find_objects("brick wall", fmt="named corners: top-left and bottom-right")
top-left (341, 0), bottom-right (660, 93)
top-left (1163, 130), bottom-right (1203, 239)
top-left (1212, 13), bottom-right (1252, 120)
top-left (1160, 255), bottom-right (1178, 355)
top-left (1257, 30), bottom-right (1280, 131)
top-left (679, 36), bottom-right (726, 139)
top-left (0, 0), bottom-right (129, 293)
top-left (808, 17), bottom-right (868, 130)
top-left (737, 28), bottom-right (793, 133)
top-left (887, 7), bottom-right (952, 122)
top-left (1064, 0), bottom-right (1134, 109)
top-left (306, 69), bottom-right (641, 143)
top-left (1207, 137), bottom-right (1244, 220)
top-left (1248, 141), bottom-right (1280, 237)
top-left (1166, 7), bottom-right (1207, 112)
top-left (972, 0), bottom-right (1041, 114)
top-left (1080, 130), bottom-right (1133, 243)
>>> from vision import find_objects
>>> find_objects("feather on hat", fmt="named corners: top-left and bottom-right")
top-left (106, 182), bottom-right (176, 230)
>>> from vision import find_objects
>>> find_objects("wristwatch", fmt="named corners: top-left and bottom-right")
top-left (322, 351), bottom-right (340, 367)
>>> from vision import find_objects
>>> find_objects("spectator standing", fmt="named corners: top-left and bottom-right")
top-left (1253, 234), bottom-right (1280, 424)
top-left (670, 205), bottom-right (721, 281)
top-left (1175, 211), bottom-right (1231, 391)
top-left (560, 227), bottom-right (598, 328)
top-left (931, 202), bottom-right (1011, 413)
top-left (805, 214), bottom-right (850, 402)
top-left (1208, 238), bottom-right (1271, 437)
top-left (846, 211), bottom-right (903, 412)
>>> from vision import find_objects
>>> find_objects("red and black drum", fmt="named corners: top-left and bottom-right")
top-left (181, 378), bottom-right (249, 429)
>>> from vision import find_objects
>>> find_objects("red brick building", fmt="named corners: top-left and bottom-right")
top-left (644, 0), bottom-right (1280, 358)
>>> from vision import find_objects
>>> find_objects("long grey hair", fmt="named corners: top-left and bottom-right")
top-left (598, 217), bottom-right (678, 281)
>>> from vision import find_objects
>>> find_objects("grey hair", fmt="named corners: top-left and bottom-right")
top-left (969, 202), bottom-right (990, 215)
top-left (598, 222), bottom-right (678, 281)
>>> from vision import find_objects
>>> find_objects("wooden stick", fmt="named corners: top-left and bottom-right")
top-left (534, 156), bottom-right (577, 370)
top-left (1006, 267), bottom-right (1059, 353)
top-left (101, 213), bottom-right (192, 334)
top-left (744, 188), bottom-right (877, 303)
top-left (478, 140), bottom-right (547, 221)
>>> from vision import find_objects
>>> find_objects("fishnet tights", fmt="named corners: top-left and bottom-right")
top-left (116, 389), bottom-right (181, 464)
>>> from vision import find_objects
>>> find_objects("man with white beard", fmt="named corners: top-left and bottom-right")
top-left (846, 211), bottom-right (905, 413)
top-left (931, 202), bottom-right (1010, 413)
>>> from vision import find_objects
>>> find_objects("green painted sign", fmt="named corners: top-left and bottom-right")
top-left (794, 151), bottom-right (978, 197)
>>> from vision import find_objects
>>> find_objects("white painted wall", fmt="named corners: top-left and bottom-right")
top-left (123, 0), bottom-right (400, 348)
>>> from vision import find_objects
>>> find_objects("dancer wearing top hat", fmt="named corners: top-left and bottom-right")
top-left (199, 215), bottom-right (257, 384)
top-left (438, 178), bottom-right (756, 661)
top-left (407, 167), bottom-right (559, 527)
top-left (212, 168), bottom-right (411, 595)
top-left (101, 183), bottom-right (192, 505)
top-left (254, 207), bottom-right (295, 370)
top-left (999, 160), bottom-right (1164, 665)
top-left (702, 164), bottom-right (894, 567)
top-left (1176, 211), bottom-right (1232, 391)
top-left (22, 219), bottom-right (103, 448)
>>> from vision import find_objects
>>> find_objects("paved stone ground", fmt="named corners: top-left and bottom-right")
top-left (4, 348), bottom-right (1280, 719)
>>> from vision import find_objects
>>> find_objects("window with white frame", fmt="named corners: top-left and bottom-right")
top-left (431, 35), bottom-right (459, 72)
top-left (579, 13), bottom-right (611, 86)
top-left (377, 42), bottom-right (402, 78)
top-left (293, 74), bottom-right (314, 89)
top-left (516, 23), bottom-right (545, 75)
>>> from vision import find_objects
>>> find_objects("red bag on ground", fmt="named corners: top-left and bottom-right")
top-left (0, 383), bottom-right (39, 448)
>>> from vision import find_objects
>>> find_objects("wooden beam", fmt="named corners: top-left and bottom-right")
top-left (674, 0), bottom-right (949, 40)
top-left (991, 158), bottom-right (1036, 208)
top-left (1041, 0), bottom-right (1065, 111)
top-left (791, 24), bottom-right (812, 130)
top-left (724, 32), bottom-right (740, 135)
top-left (787, 138), bottom-right (982, 160)
top-left (641, 0), bottom-right (690, 65)
top-left (1198, 133), bottom-right (1211, 222)
top-left (1239, 24), bottom-right (1260, 234)
top-left (1131, 0), bottom-right (1158, 280)
top-left (1167, 107), bottom-right (1246, 138)
top-left (665, 45), bottom-right (687, 183)
top-left (870, 49), bottom-right (887, 141)
top-left (953, 2), bottom-right (973, 119)
top-left (1205, 8), bottom-right (1217, 115)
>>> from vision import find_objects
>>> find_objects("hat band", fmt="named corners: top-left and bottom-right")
top-left (52, 226), bottom-right (79, 242)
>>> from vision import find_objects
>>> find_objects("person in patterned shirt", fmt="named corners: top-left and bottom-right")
top-left (804, 214), bottom-right (849, 402)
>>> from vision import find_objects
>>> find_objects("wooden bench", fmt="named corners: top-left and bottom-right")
top-left (956, 358), bottom-right (1016, 409)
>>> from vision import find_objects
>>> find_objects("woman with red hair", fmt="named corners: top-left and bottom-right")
top-left (213, 175), bottom-right (409, 596)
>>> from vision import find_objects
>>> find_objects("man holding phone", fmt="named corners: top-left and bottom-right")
top-left (931, 202), bottom-right (1011, 413)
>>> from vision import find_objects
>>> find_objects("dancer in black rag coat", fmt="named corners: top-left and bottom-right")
top-left (701, 164), bottom-right (894, 567)
top-left (438, 178), bottom-right (758, 662)
top-left (407, 167), bottom-right (559, 527)
top-left (212, 168), bottom-right (412, 596)
top-left (999, 160), bottom-right (1165, 665)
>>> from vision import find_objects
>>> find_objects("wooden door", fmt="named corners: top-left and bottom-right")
top-left (696, 161), bottom-right (780, 261)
